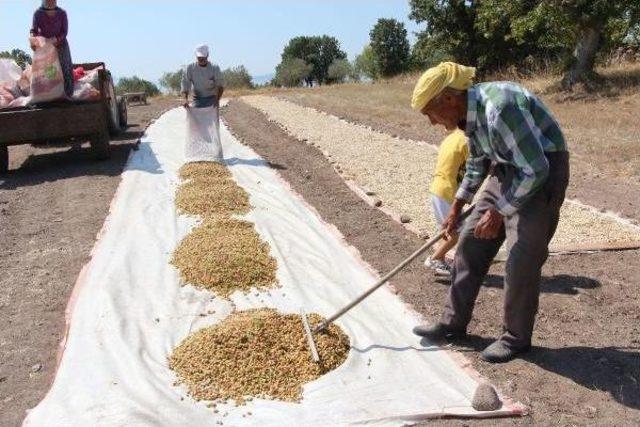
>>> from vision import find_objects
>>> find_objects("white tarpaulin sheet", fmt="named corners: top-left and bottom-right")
top-left (185, 106), bottom-right (223, 162)
top-left (24, 107), bottom-right (523, 426)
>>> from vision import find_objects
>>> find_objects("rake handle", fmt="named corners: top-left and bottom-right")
top-left (313, 205), bottom-right (475, 334)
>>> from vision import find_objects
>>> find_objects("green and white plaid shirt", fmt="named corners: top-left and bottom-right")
top-left (456, 82), bottom-right (567, 216)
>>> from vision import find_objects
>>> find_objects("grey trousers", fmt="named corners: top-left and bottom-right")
top-left (441, 152), bottom-right (570, 348)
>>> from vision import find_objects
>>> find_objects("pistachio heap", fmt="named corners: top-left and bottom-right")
top-left (169, 309), bottom-right (350, 403)
top-left (172, 161), bottom-right (277, 297)
top-left (171, 218), bottom-right (277, 298)
top-left (175, 162), bottom-right (250, 218)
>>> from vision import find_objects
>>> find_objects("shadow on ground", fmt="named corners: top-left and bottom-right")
top-left (225, 156), bottom-right (287, 170)
top-left (450, 334), bottom-right (640, 411)
top-left (0, 125), bottom-right (148, 190)
top-left (482, 274), bottom-right (600, 295)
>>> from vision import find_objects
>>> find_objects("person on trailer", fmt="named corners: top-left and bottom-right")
top-left (30, 0), bottom-right (74, 97)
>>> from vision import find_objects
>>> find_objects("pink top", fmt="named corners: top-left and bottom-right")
top-left (30, 7), bottom-right (68, 45)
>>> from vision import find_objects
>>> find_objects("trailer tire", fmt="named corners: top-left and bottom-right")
top-left (0, 146), bottom-right (8, 174)
top-left (106, 76), bottom-right (122, 136)
top-left (117, 96), bottom-right (128, 129)
top-left (91, 132), bottom-right (111, 160)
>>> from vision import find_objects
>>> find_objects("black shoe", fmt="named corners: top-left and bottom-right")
top-left (412, 322), bottom-right (466, 340)
top-left (480, 340), bottom-right (531, 363)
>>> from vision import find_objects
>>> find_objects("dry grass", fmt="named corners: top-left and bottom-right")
top-left (169, 309), bottom-right (350, 403)
top-left (171, 218), bottom-right (277, 298)
top-left (277, 64), bottom-right (640, 181)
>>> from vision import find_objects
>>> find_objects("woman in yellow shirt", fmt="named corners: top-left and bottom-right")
top-left (425, 129), bottom-right (469, 275)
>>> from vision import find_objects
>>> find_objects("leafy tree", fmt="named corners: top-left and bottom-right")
top-left (475, 1), bottom-right (571, 72)
top-left (354, 45), bottom-right (379, 80)
top-left (159, 69), bottom-right (184, 94)
top-left (274, 58), bottom-right (312, 87)
top-left (0, 49), bottom-right (32, 69)
top-left (116, 76), bottom-right (160, 96)
top-left (409, 0), bottom-right (480, 67)
top-left (543, 0), bottom-right (640, 87)
top-left (409, 35), bottom-right (451, 70)
top-left (369, 18), bottom-right (411, 77)
top-left (327, 59), bottom-right (352, 83)
top-left (410, 0), bottom-right (640, 87)
top-left (222, 65), bottom-right (253, 89)
top-left (280, 35), bottom-right (347, 85)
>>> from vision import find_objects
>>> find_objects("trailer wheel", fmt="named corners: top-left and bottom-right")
top-left (0, 146), bottom-right (8, 174)
top-left (117, 96), bottom-right (128, 128)
top-left (91, 132), bottom-right (111, 160)
top-left (106, 75), bottom-right (122, 136)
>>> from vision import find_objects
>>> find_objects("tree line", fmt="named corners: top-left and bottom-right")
top-left (272, 19), bottom-right (412, 87)
top-left (5, 0), bottom-right (638, 93)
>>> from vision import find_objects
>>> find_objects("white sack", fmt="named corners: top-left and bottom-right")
top-left (29, 37), bottom-right (65, 104)
top-left (185, 106), bottom-right (223, 162)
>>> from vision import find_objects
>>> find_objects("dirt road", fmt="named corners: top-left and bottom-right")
top-left (223, 100), bottom-right (640, 426)
top-left (0, 98), bottom-right (178, 427)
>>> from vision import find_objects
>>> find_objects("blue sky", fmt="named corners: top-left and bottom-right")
top-left (1, 0), bottom-right (421, 84)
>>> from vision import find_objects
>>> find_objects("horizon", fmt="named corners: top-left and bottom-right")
top-left (0, 0), bottom-right (420, 85)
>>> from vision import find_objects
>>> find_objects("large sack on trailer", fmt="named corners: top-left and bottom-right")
top-left (29, 36), bottom-right (65, 104)
top-left (185, 106), bottom-right (223, 162)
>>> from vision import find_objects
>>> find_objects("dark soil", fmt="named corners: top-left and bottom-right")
top-left (223, 99), bottom-right (640, 426)
top-left (0, 97), bottom-right (179, 427)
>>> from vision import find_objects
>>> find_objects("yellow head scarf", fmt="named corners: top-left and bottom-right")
top-left (411, 62), bottom-right (476, 111)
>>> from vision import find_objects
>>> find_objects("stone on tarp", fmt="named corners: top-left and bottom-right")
top-left (472, 382), bottom-right (502, 411)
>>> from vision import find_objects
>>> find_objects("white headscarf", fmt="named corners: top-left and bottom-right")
top-left (195, 44), bottom-right (209, 58)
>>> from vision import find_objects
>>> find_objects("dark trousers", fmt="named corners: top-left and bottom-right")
top-left (441, 152), bottom-right (570, 348)
top-left (58, 41), bottom-right (73, 98)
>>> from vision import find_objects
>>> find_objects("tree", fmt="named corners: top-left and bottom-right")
top-left (369, 18), bottom-right (411, 78)
top-left (327, 59), bottom-right (352, 83)
top-left (274, 58), bottom-right (312, 87)
top-left (159, 69), bottom-right (184, 94)
top-left (280, 35), bottom-right (347, 85)
top-left (354, 45), bottom-right (379, 80)
top-left (545, 0), bottom-right (640, 87)
top-left (116, 76), bottom-right (160, 96)
top-left (222, 65), bottom-right (253, 89)
top-left (0, 49), bottom-right (32, 69)
top-left (409, 0), bottom-right (480, 67)
top-left (410, 0), bottom-right (640, 87)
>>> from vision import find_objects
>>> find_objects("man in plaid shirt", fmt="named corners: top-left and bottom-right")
top-left (410, 63), bottom-right (570, 363)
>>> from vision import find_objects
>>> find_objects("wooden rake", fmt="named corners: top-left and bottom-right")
top-left (301, 205), bottom-right (475, 363)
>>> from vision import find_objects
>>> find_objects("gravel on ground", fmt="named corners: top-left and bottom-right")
top-left (241, 95), bottom-right (640, 248)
